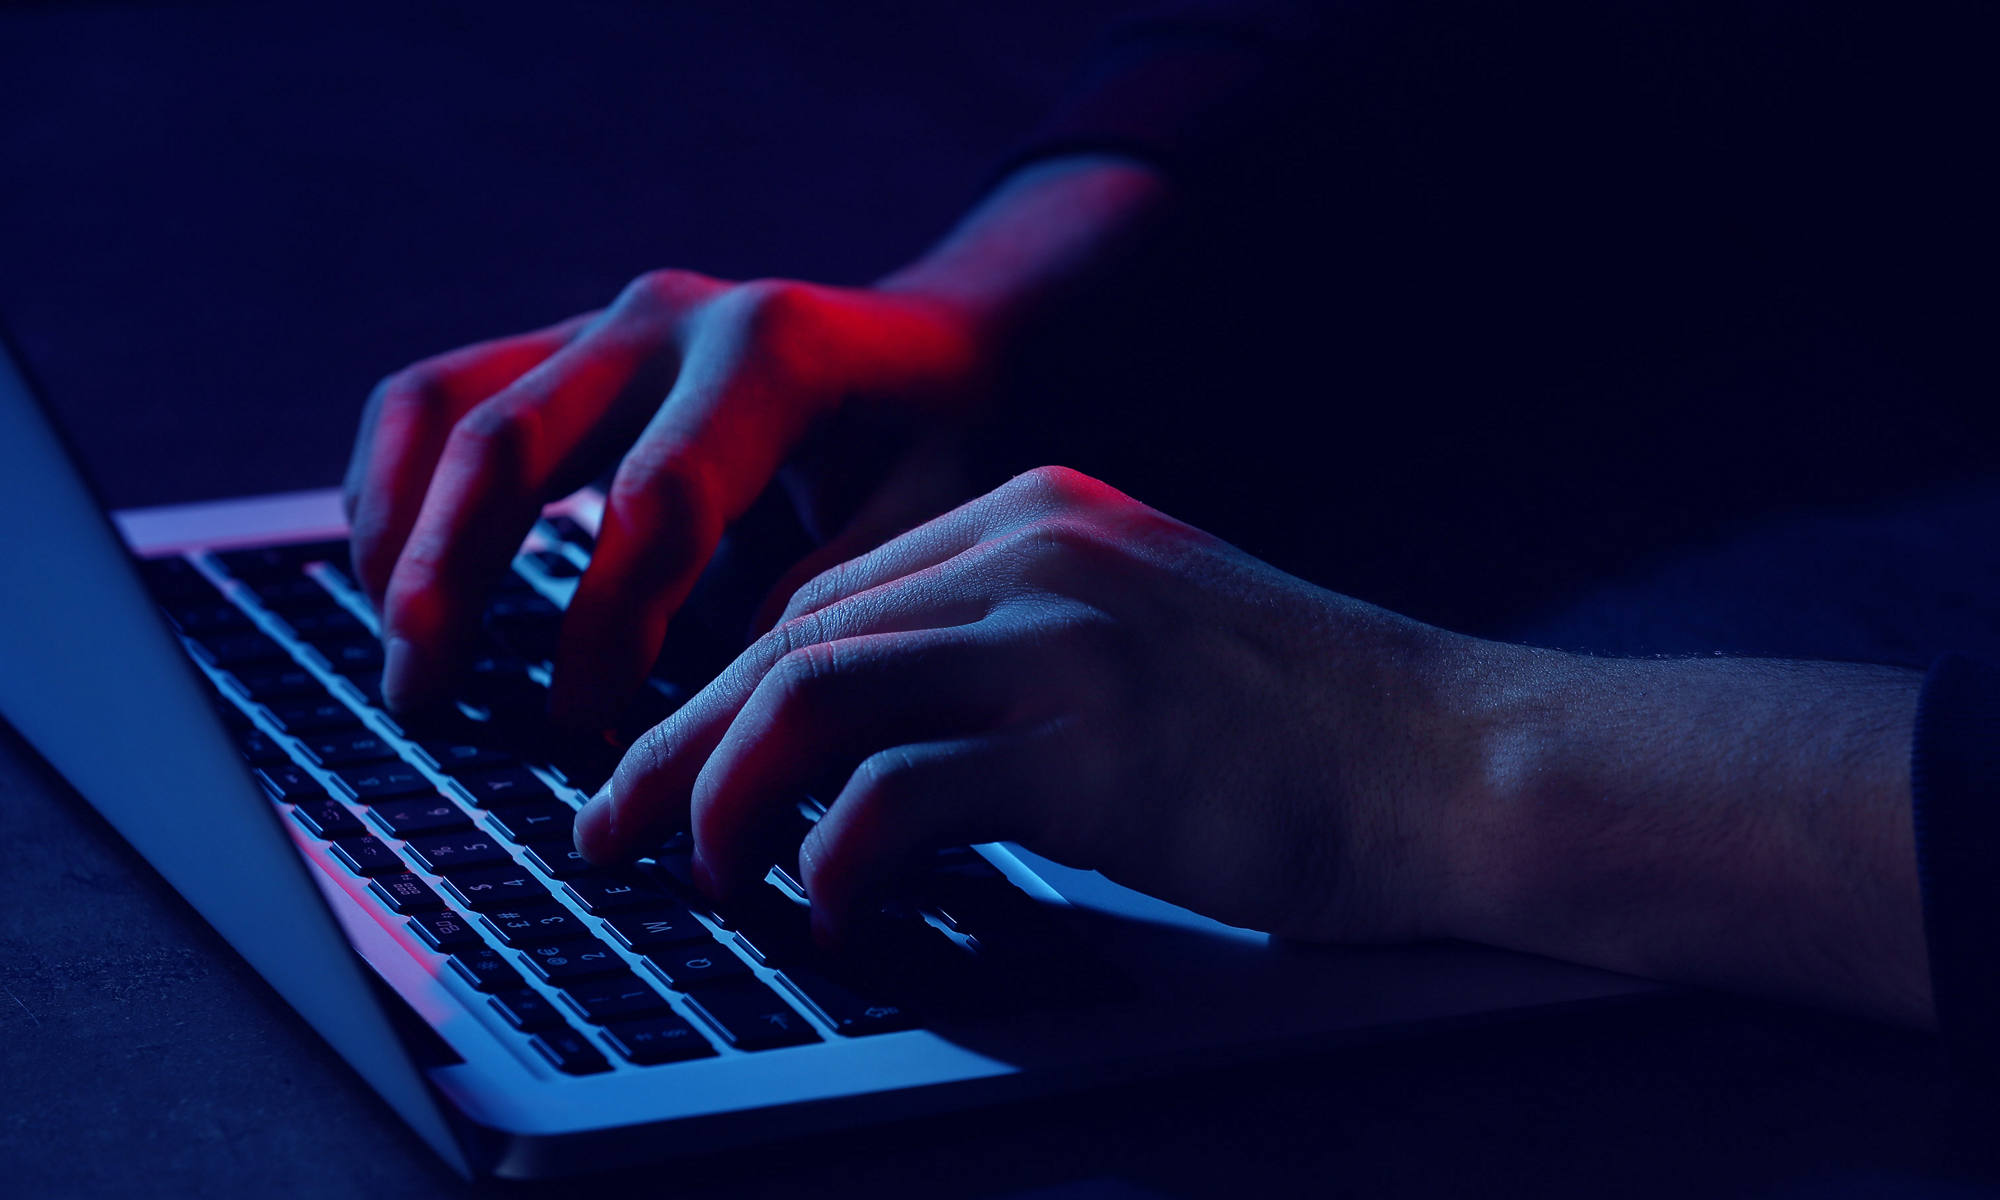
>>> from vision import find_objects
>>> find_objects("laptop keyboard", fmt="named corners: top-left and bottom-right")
top-left (138, 520), bottom-right (1106, 1077)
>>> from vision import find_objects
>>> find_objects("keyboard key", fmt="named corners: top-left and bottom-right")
top-left (139, 556), bottom-right (221, 604)
top-left (454, 765), bottom-right (549, 806)
top-left (545, 731), bottom-right (619, 793)
top-left (486, 800), bottom-right (576, 844)
top-left (528, 1027), bottom-right (610, 1075)
top-left (600, 907), bottom-right (710, 951)
top-left (486, 612), bottom-right (561, 664)
top-left (559, 972), bottom-right (671, 1023)
top-left (368, 872), bottom-right (444, 913)
top-left (302, 731), bottom-right (398, 768)
top-left (683, 982), bottom-right (820, 1050)
top-left (281, 606), bottom-right (367, 643)
top-left (645, 944), bottom-right (750, 990)
top-left (523, 840), bottom-right (594, 880)
top-left (404, 830), bottom-right (511, 873)
top-left (602, 1014), bottom-right (715, 1065)
top-left (729, 891), bottom-right (813, 966)
top-left (481, 903), bottom-right (588, 947)
top-left (291, 798), bottom-right (366, 840)
top-left (542, 515), bottom-right (595, 551)
top-left (332, 764), bottom-right (434, 802)
top-left (490, 988), bottom-right (565, 1032)
top-left (526, 548), bottom-right (582, 578)
top-left (415, 737), bottom-right (516, 776)
top-left (189, 630), bottom-right (288, 669)
top-left (264, 692), bottom-right (362, 732)
top-left (230, 665), bottom-right (325, 702)
top-left (520, 940), bottom-right (626, 984)
top-left (439, 862), bottom-right (548, 910)
top-left (330, 835), bottom-right (404, 876)
top-left (255, 763), bottom-right (327, 804)
top-left (213, 542), bottom-right (325, 583)
top-left (778, 966), bottom-right (920, 1037)
top-left (166, 602), bottom-right (253, 636)
top-left (247, 576), bottom-right (334, 614)
top-left (407, 909), bottom-right (482, 952)
top-left (234, 729), bottom-right (291, 766)
top-left (369, 797), bottom-right (472, 838)
top-left (315, 638), bottom-right (385, 679)
top-left (562, 874), bottom-right (671, 915)
top-left (448, 946), bottom-right (524, 993)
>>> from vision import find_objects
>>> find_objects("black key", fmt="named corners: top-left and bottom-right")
top-left (490, 988), bottom-right (565, 1032)
top-left (645, 944), bottom-right (751, 990)
top-left (302, 731), bottom-right (398, 767)
top-left (255, 763), bottom-right (327, 804)
top-left (368, 872), bottom-right (445, 913)
top-left (600, 907), bottom-right (710, 951)
top-left (292, 798), bottom-right (366, 840)
top-left (189, 630), bottom-right (288, 669)
top-left (263, 698), bottom-right (363, 735)
top-left (486, 589), bottom-right (559, 619)
top-left (281, 606), bottom-right (366, 643)
top-left (139, 556), bottom-right (221, 605)
top-left (404, 830), bottom-right (510, 873)
top-left (603, 1014), bottom-right (714, 1065)
top-left (543, 514), bottom-right (596, 551)
top-left (560, 972), bottom-right (671, 1023)
top-left (545, 731), bottom-right (619, 793)
top-left (315, 638), bottom-right (385, 679)
top-left (480, 903), bottom-right (588, 947)
top-left (729, 891), bottom-right (812, 967)
top-left (527, 1027), bottom-right (610, 1075)
top-left (487, 800), bottom-right (576, 844)
top-left (330, 835), bottom-right (404, 876)
top-left (683, 982), bottom-right (820, 1050)
top-left (234, 729), bottom-right (290, 766)
top-left (523, 840), bottom-right (594, 880)
top-left (563, 873), bottom-right (671, 915)
top-left (416, 739), bottom-right (517, 776)
top-left (332, 763), bottom-right (434, 802)
top-left (448, 945), bottom-right (525, 993)
top-left (247, 576), bottom-right (333, 614)
top-left (229, 664), bottom-right (325, 702)
top-left (519, 940), bottom-right (625, 984)
top-left (369, 797), bottom-right (472, 838)
top-left (439, 862), bottom-right (548, 910)
top-left (407, 909), bottom-right (482, 951)
top-left (342, 673), bottom-right (386, 709)
top-left (526, 548), bottom-right (582, 578)
top-left (778, 966), bottom-right (920, 1037)
top-left (457, 765), bottom-right (551, 808)
top-left (166, 601), bottom-right (252, 636)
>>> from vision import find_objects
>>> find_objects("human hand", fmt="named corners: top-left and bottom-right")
top-left (343, 272), bottom-right (994, 724)
top-left (575, 466), bottom-right (1486, 946)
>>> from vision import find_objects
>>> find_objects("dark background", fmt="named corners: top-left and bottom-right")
top-left (5, 1), bottom-right (2000, 1196)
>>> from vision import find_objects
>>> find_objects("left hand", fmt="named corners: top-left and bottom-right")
top-left (575, 466), bottom-right (1484, 945)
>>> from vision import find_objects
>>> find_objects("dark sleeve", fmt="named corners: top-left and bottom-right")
top-left (1911, 655), bottom-right (2000, 1075)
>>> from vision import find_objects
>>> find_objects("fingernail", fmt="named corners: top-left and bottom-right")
top-left (574, 790), bottom-right (618, 861)
top-left (381, 636), bottom-right (431, 713)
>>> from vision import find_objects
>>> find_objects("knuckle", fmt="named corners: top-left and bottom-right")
top-left (607, 446), bottom-right (717, 540)
top-left (782, 561), bottom-right (849, 623)
top-left (1011, 464), bottom-right (1093, 504)
top-left (444, 405), bottom-right (535, 484)
top-left (726, 279), bottom-right (817, 340)
top-left (620, 267), bottom-right (711, 311)
top-left (848, 746), bottom-right (927, 809)
top-left (767, 642), bottom-right (842, 711)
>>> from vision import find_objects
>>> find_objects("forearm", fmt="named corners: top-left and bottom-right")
top-left (876, 154), bottom-right (1172, 351)
top-left (1435, 643), bottom-right (1929, 1026)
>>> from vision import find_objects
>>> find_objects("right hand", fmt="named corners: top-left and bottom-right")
top-left (342, 271), bottom-right (997, 726)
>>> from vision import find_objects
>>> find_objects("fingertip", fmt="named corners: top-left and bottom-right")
top-left (574, 791), bottom-right (619, 862)
top-left (382, 635), bottom-right (445, 714)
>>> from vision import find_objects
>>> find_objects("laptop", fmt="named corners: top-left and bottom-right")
top-left (0, 328), bottom-right (1657, 1179)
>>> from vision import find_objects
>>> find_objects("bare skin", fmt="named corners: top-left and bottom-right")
top-left (576, 467), bottom-right (1931, 1028)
